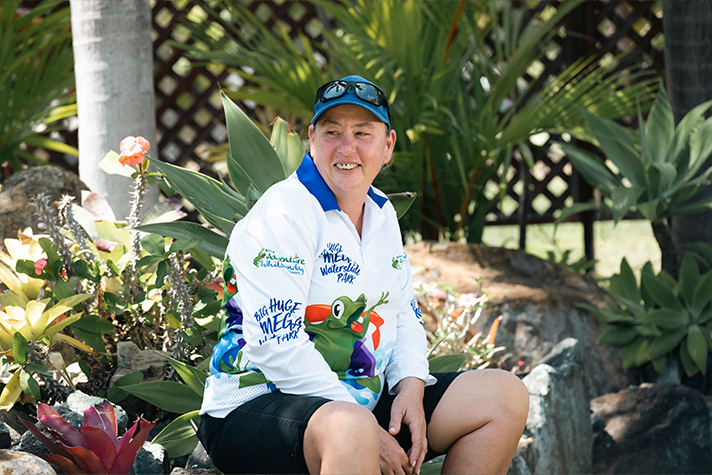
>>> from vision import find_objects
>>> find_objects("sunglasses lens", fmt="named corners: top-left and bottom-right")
top-left (354, 83), bottom-right (381, 105)
top-left (321, 82), bottom-right (347, 101)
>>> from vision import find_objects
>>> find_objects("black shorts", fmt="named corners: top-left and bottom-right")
top-left (197, 372), bottom-right (462, 474)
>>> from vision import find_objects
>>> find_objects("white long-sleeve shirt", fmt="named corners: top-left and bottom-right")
top-left (200, 153), bottom-right (436, 418)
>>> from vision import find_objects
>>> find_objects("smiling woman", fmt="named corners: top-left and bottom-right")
top-left (196, 75), bottom-right (529, 475)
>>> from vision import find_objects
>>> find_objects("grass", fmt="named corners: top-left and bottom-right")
top-left (482, 219), bottom-right (661, 279)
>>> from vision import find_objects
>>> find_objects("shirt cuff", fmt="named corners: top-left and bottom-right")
top-left (387, 373), bottom-right (438, 396)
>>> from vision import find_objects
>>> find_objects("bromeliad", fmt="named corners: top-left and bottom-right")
top-left (20, 401), bottom-right (156, 475)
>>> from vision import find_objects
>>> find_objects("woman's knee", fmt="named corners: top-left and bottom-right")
top-left (305, 401), bottom-right (380, 450)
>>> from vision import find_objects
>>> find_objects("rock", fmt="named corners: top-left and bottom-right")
top-left (12, 426), bottom-right (49, 458)
top-left (63, 391), bottom-right (128, 434)
top-left (0, 449), bottom-right (56, 474)
top-left (110, 343), bottom-right (167, 387)
top-left (406, 242), bottom-right (629, 400)
top-left (170, 469), bottom-right (223, 475)
top-left (133, 442), bottom-right (169, 475)
top-left (0, 406), bottom-right (35, 437)
top-left (508, 452), bottom-right (532, 475)
top-left (0, 423), bottom-right (11, 449)
top-left (519, 338), bottom-right (593, 475)
top-left (0, 167), bottom-right (89, 245)
top-left (186, 441), bottom-right (217, 471)
top-left (591, 384), bottom-right (711, 474)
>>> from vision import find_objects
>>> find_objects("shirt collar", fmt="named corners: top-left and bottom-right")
top-left (296, 152), bottom-right (388, 211)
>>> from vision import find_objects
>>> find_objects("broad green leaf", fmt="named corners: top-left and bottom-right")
top-left (71, 315), bottom-right (115, 334)
top-left (169, 238), bottom-right (203, 254)
top-left (687, 325), bottom-right (708, 375)
top-left (610, 186), bottom-right (645, 223)
top-left (188, 247), bottom-right (215, 273)
top-left (669, 99), bottom-right (712, 161)
top-left (621, 336), bottom-right (646, 369)
top-left (53, 280), bottom-right (75, 302)
top-left (135, 223), bottom-right (229, 260)
top-left (139, 197), bottom-right (186, 226)
top-left (636, 199), bottom-right (661, 221)
top-left (156, 260), bottom-right (169, 288)
top-left (270, 117), bottom-right (304, 176)
top-left (618, 258), bottom-right (640, 303)
top-left (688, 118), bottom-right (712, 180)
top-left (225, 153), bottom-right (253, 197)
top-left (163, 356), bottom-right (207, 397)
top-left (693, 271), bottom-right (712, 316)
top-left (645, 86), bottom-right (675, 164)
top-left (141, 234), bottom-right (167, 257)
top-left (575, 303), bottom-right (634, 324)
top-left (680, 253), bottom-right (701, 305)
top-left (388, 192), bottom-right (417, 220)
top-left (221, 90), bottom-right (286, 192)
top-left (182, 327), bottom-right (203, 347)
top-left (643, 309), bottom-right (689, 329)
top-left (71, 327), bottom-right (106, 354)
top-left (598, 326), bottom-right (638, 347)
top-left (634, 337), bottom-right (652, 366)
top-left (680, 340), bottom-right (698, 376)
top-left (19, 369), bottom-right (40, 400)
top-left (151, 410), bottom-right (201, 458)
top-left (636, 324), bottom-right (662, 337)
top-left (99, 151), bottom-right (135, 178)
top-left (651, 355), bottom-right (667, 374)
top-left (135, 255), bottom-right (164, 270)
top-left (582, 110), bottom-right (645, 187)
top-left (428, 354), bottom-right (466, 373)
top-left (0, 371), bottom-right (22, 411)
top-left (13, 333), bottom-right (28, 365)
top-left (670, 195), bottom-right (712, 216)
top-left (641, 272), bottom-right (685, 312)
top-left (106, 371), bottom-right (144, 403)
top-left (560, 143), bottom-right (620, 196)
top-left (119, 381), bottom-right (203, 414)
top-left (25, 363), bottom-right (52, 377)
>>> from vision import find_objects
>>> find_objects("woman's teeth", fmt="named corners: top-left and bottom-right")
top-left (336, 163), bottom-right (358, 170)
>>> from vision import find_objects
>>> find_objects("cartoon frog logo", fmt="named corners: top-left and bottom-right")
top-left (253, 249), bottom-right (267, 268)
top-left (305, 293), bottom-right (388, 393)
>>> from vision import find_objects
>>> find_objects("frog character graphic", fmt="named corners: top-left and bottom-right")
top-left (253, 249), bottom-right (267, 268)
top-left (305, 293), bottom-right (388, 393)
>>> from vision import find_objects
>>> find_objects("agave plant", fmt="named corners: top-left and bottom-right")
top-left (0, 1), bottom-right (77, 171)
top-left (578, 255), bottom-right (712, 376)
top-left (20, 401), bottom-right (155, 475)
top-left (559, 86), bottom-right (712, 275)
top-left (175, 0), bottom-right (657, 242)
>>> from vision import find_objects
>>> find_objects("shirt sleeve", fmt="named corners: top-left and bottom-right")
top-left (228, 213), bottom-right (357, 403)
top-left (384, 256), bottom-right (438, 394)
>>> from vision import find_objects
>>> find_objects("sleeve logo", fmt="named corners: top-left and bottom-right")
top-left (391, 252), bottom-right (407, 270)
top-left (253, 248), bottom-right (306, 275)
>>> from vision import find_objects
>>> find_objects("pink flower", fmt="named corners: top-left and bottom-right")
top-left (458, 293), bottom-right (479, 309)
top-left (34, 258), bottom-right (47, 276)
top-left (118, 136), bottom-right (150, 166)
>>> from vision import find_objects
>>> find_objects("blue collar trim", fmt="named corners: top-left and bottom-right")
top-left (296, 152), bottom-right (389, 211)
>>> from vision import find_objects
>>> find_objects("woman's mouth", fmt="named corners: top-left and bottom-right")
top-left (335, 163), bottom-right (359, 170)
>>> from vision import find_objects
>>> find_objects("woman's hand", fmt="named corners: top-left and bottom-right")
top-left (389, 377), bottom-right (428, 474)
top-left (379, 426), bottom-right (413, 475)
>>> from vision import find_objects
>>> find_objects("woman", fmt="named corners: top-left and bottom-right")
top-left (198, 75), bottom-right (529, 474)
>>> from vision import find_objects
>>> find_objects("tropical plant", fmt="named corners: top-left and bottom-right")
top-left (559, 86), bottom-right (712, 275)
top-left (0, 1), bottom-right (77, 172)
top-left (19, 401), bottom-right (155, 475)
top-left (417, 282), bottom-right (504, 370)
top-left (175, 0), bottom-right (657, 242)
top-left (578, 255), bottom-right (712, 376)
top-left (546, 249), bottom-right (597, 275)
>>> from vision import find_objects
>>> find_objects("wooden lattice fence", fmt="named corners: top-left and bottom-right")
top-left (21, 0), bottom-right (666, 249)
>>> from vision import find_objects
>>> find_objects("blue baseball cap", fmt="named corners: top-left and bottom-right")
top-left (311, 75), bottom-right (391, 130)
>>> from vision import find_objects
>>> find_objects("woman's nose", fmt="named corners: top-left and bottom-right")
top-left (337, 134), bottom-right (356, 155)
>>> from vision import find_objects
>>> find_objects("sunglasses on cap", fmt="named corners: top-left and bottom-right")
top-left (315, 80), bottom-right (391, 123)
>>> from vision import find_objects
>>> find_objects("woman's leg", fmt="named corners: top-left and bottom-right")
top-left (427, 369), bottom-right (529, 475)
top-left (303, 401), bottom-right (381, 474)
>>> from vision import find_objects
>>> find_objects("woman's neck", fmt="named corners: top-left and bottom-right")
top-left (338, 198), bottom-right (366, 237)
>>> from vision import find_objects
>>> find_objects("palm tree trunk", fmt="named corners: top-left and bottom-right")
top-left (70, 0), bottom-right (158, 220)
top-left (663, 1), bottom-right (712, 278)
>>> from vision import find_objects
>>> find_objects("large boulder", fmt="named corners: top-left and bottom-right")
top-left (518, 338), bottom-right (593, 475)
top-left (591, 384), bottom-right (711, 474)
top-left (0, 449), bottom-right (56, 474)
top-left (406, 242), bottom-right (629, 399)
top-left (0, 167), bottom-right (89, 245)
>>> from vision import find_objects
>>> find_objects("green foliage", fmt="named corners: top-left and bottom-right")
top-left (175, 0), bottom-right (657, 242)
top-left (580, 255), bottom-right (712, 376)
top-left (559, 86), bottom-right (712, 224)
top-left (0, 1), bottom-right (77, 172)
top-left (546, 250), bottom-right (597, 274)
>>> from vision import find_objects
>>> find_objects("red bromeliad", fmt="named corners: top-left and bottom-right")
top-left (20, 401), bottom-right (156, 475)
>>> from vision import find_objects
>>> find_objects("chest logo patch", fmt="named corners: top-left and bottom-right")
top-left (319, 242), bottom-right (361, 284)
top-left (391, 252), bottom-right (407, 270)
top-left (253, 248), bottom-right (306, 275)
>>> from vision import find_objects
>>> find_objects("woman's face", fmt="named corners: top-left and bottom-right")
top-left (308, 104), bottom-right (396, 205)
